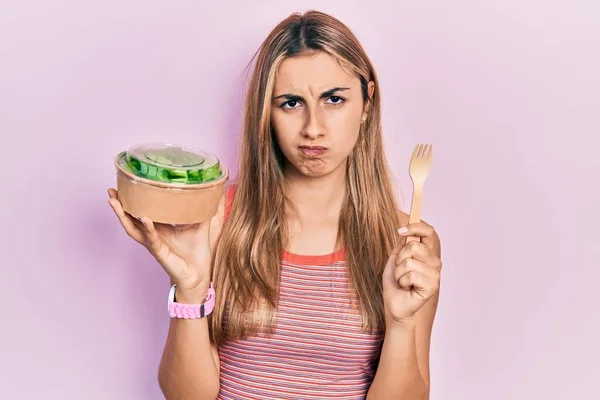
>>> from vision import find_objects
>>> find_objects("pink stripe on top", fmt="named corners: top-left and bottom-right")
top-left (217, 186), bottom-right (384, 399)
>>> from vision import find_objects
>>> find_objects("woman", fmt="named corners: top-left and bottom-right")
top-left (108, 10), bottom-right (442, 400)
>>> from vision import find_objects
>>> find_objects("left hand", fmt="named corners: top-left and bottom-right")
top-left (382, 221), bottom-right (442, 324)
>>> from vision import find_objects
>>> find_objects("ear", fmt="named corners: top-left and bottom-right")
top-left (367, 80), bottom-right (375, 103)
top-left (364, 81), bottom-right (375, 111)
top-left (362, 81), bottom-right (376, 123)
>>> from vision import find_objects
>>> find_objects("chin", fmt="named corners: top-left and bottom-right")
top-left (292, 157), bottom-right (346, 178)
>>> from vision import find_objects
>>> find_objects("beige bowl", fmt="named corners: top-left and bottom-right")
top-left (114, 153), bottom-right (229, 225)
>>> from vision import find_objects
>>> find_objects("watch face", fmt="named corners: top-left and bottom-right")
top-left (168, 284), bottom-right (177, 311)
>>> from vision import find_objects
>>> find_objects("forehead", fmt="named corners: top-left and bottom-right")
top-left (273, 52), bottom-right (359, 93)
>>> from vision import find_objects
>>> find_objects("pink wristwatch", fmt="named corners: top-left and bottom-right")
top-left (167, 282), bottom-right (215, 319)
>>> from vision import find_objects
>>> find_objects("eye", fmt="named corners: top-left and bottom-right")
top-left (326, 96), bottom-right (345, 105)
top-left (281, 100), bottom-right (301, 109)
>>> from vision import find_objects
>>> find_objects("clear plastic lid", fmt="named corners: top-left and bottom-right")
top-left (117, 142), bottom-right (222, 184)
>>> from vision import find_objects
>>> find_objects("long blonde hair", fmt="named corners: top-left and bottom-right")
top-left (210, 10), bottom-right (400, 346)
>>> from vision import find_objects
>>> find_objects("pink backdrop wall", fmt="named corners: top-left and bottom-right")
top-left (1, 1), bottom-right (598, 399)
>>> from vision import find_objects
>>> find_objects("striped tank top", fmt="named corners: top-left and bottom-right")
top-left (217, 186), bottom-right (384, 399)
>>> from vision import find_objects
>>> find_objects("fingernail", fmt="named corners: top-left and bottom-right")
top-left (398, 227), bottom-right (408, 235)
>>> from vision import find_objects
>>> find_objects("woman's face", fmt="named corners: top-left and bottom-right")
top-left (270, 51), bottom-right (373, 178)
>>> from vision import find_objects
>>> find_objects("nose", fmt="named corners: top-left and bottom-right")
top-left (302, 108), bottom-right (325, 140)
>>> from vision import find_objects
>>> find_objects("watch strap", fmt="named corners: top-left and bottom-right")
top-left (168, 282), bottom-right (215, 319)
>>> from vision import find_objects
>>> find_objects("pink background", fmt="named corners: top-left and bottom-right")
top-left (1, 1), bottom-right (598, 399)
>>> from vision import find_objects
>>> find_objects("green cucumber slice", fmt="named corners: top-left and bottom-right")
top-left (120, 148), bottom-right (222, 184)
top-left (201, 163), bottom-right (222, 182)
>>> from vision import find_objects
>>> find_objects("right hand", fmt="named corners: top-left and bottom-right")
top-left (107, 188), bottom-right (212, 294)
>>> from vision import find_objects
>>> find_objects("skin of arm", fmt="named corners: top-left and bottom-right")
top-left (157, 193), bottom-right (226, 400)
top-left (367, 212), bottom-right (442, 399)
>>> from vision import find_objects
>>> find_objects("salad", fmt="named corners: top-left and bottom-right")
top-left (117, 143), bottom-right (222, 184)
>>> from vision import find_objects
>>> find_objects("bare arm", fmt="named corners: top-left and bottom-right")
top-left (157, 192), bottom-right (227, 400)
top-left (158, 313), bottom-right (220, 399)
top-left (367, 213), bottom-right (441, 399)
top-left (366, 300), bottom-right (438, 399)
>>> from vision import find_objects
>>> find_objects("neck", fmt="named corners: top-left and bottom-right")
top-left (283, 160), bottom-right (347, 216)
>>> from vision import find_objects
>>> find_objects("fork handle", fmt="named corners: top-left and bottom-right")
top-left (406, 184), bottom-right (423, 243)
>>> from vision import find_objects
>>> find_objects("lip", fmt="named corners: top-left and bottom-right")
top-left (299, 146), bottom-right (328, 156)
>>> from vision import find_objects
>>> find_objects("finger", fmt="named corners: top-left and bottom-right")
top-left (142, 219), bottom-right (190, 280)
top-left (130, 215), bottom-right (145, 230)
top-left (398, 222), bottom-right (434, 238)
top-left (398, 270), bottom-right (433, 292)
top-left (140, 217), bottom-right (168, 259)
top-left (394, 257), bottom-right (437, 283)
top-left (107, 189), bottom-right (145, 230)
top-left (108, 188), bottom-right (118, 199)
top-left (396, 241), bottom-right (441, 270)
top-left (397, 265), bottom-right (440, 293)
top-left (398, 221), bottom-right (439, 250)
top-left (390, 235), bottom-right (407, 258)
top-left (395, 240), bottom-right (425, 265)
top-left (109, 198), bottom-right (145, 243)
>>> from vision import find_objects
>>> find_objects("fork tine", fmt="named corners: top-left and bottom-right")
top-left (411, 143), bottom-right (434, 160)
top-left (412, 144), bottom-right (419, 160)
top-left (420, 144), bottom-right (431, 158)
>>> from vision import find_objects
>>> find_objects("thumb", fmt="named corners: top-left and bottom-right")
top-left (173, 218), bottom-right (211, 239)
top-left (195, 217), bottom-right (212, 243)
top-left (190, 218), bottom-right (214, 263)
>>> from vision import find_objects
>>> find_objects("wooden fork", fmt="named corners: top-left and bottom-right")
top-left (406, 144), bottom-right (433, 243)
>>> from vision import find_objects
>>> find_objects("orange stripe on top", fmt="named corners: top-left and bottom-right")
top-left (223, 184), bottom-right (236, 222)
top-left (217, 185), bottom-right (382, 399)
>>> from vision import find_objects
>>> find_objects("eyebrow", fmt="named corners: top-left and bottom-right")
top-left (273, 87), bottom-right (351, 101)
